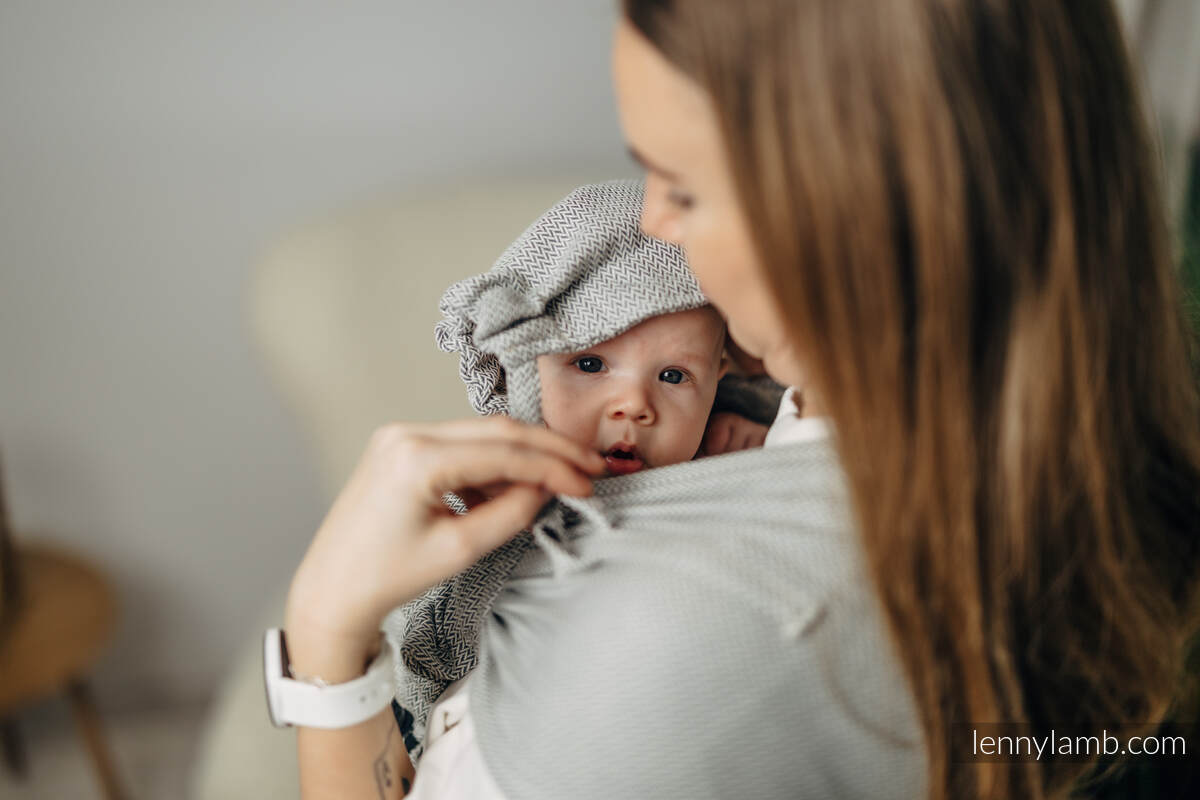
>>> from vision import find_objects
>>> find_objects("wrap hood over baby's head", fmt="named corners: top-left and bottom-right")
top-left (435, 180), bottom-right (709, 425)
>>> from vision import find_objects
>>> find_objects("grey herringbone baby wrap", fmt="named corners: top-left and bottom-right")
top-left (385, 180), bottom-right (925, 798)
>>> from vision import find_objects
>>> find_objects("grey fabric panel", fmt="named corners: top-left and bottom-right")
top-left (471, 439), bottom-right (926, 800)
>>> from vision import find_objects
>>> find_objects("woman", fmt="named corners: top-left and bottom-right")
top-left (285, 1), bottom-right (1200, 797)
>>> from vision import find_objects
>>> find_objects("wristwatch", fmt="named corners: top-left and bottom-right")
top-left (263, 627), bottom-right (397, 729)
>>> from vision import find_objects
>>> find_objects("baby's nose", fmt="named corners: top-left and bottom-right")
top-left (607, 388), bottom-right (655, 424)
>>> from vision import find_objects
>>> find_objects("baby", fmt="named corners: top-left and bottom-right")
top-left (538, 305), bottom-right (767, 476)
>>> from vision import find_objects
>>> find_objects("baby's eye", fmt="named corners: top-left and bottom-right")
top-left (574, 356), bottom-right (604, 373)
top-left (659, 368), bottom-right (688, 385)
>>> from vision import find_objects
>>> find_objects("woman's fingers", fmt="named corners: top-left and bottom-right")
top-left (422, 440), bottom-right (596, 501)
top-left (703, 416), bottom-right (733, 455)
top-left (427, 484), bottom-right (551, 570)
top-left (287, 417), bottom-right (604, 656)
top-left (453, 487), bottom-right (490, 510)
top-left (701, 414), bottom-right (770, 455)
top-left (738, 422), bottom-right (766, 451)
top-left (406, 417), bottom-right (607, 476)
top-left (452, 481), bottom-right (516, 510)
top-left (753, 424), bottom-right (768, 447)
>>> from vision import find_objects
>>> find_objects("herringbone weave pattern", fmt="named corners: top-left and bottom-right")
top-left (434, 179), bottom-right (707, 424)
top-left (387, 181), bottom-right (711, 759)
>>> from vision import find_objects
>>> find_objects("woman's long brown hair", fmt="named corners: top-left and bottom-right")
top-left (624, 1), bottom-right (1200, 797)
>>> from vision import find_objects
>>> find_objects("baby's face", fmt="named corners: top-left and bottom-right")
top-left (537, 307), bottom-right (728, 476)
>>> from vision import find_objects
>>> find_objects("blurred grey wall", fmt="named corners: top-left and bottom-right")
top-left (0, 0), bottom-right (627, 710)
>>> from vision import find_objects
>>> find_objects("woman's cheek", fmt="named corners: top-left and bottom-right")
top-left (685, 232), bottom-right (740, 313)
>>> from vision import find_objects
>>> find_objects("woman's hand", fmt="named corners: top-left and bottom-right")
top-left (701, 411), bottom-right (769, 456)
top-left (284, 417), bottom-right (607, 669)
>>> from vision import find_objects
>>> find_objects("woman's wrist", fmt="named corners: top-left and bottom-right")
top-left (283, 607), bottom-right (385, 684)
top-left (284, 573), bottom-right (386, 683)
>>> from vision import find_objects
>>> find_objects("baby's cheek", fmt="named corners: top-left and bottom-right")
top-left (540, 400), bottom-right (592, 448)
top-left (549, 422), bottom-right (594, 450)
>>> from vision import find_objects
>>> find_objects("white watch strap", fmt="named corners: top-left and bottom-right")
top-left (264, 628), bottom-right (397, 730)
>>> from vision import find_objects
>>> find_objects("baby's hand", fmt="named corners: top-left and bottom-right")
top-left (702, 412), bottom-right (769, 456)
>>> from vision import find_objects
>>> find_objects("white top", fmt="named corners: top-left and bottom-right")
top-left (404, 674), bottom-right (504, 800)
top-left (406, 389), bottom-right (831, 799)
top-left (764, 386), bottom-right (831, 447)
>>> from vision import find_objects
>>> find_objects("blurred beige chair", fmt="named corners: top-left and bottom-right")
top-left (190, 176), bottom-right (606, 799)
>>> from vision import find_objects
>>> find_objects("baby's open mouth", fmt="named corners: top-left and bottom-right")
top-left (604, 442), bottom-right (645, 476)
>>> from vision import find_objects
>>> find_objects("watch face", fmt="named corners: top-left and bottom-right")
top-left (263, 628), bottom-right (289, 728)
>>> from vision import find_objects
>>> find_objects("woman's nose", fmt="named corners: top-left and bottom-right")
top-left (640, 174), bottom-right (684, 244)
top-left (607, 387), bottom-right (656, 425)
